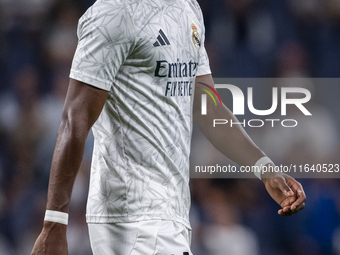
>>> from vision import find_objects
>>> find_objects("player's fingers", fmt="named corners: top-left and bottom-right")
top-left (286, 177), bottom-right (304, 194)
top-left (279, 202), bottom-right (305, 216)
top-left (278, 208), bottom-right (285, 215)
top-left (291, 190), bottom-right (306, 210)
top-left (278, 207), bottom-right (294, 217)
top-left (293, 202), bottom-right (306, 212)
top-left (280, 196), bottom-right (296, 209)
top-left (282, 206), bottom-right (290, 213)
top-left (275, 177), bottom-right (294, 197)
top-left (289, 183), bottom-right (306, 211)
top-left (279, 205), bottom-right (298, 216)
top-left (283, 204), bottom-right (305, 216)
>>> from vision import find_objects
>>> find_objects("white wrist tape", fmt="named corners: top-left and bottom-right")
top-left (254, 156), bottom-right (274, 180)
top-left (44, 210), bottom-right (69, 225)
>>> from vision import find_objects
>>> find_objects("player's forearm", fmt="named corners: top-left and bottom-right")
top-left (46, 115), bottom-right (89, 213)
top-left (194, 102), bottom-right (265, 166)
top-left (194, 75), bottom-right (265, 166)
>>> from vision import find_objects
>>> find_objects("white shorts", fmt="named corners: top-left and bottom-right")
top-left (88, 220), bottom-right (193, 255)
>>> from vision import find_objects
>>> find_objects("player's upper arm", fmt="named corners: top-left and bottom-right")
top-left (62, 79), bottom-right (109, 133)
top-left (70, 3), bottom-right (137, 92)
top-left (193, 74), bottom-right (215, 119)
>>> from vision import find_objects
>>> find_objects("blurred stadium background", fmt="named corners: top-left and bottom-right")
top-left (0, 0), bottom-right (340, 254)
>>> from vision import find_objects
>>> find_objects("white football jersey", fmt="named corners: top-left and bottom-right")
top-left (70, 0), bottom-right (211, 229)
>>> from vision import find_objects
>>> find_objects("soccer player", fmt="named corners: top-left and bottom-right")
top-left (31, 0), bottom-right (306, 254)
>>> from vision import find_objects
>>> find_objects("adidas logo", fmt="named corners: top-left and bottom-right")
top-left (153, 29), bottom-right (170, 47)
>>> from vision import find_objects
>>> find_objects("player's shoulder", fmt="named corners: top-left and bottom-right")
top-left (79, 0), bottom-right (132, 26)
top-left (186, 0), bottom-right (204, 22)
top-left (80, 0), bottom-right (162, 30)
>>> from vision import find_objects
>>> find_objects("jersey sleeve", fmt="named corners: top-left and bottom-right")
top-left (70, 3), bottom-right (136, 91)
top-left (196, 14), bottom-right (211, 76)
top-left (196, 44), bottom-right (211, 76)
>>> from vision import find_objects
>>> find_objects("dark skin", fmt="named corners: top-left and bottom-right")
top-left (194, 75), bottom-right (306, 216)
top-left (31, 76), bottom-right (306, 254)
top-left (31, 79), bottom-right (108, 255)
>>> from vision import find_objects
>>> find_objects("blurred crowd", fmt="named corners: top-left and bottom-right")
top-left (0, 0), bottom-right (340, 254)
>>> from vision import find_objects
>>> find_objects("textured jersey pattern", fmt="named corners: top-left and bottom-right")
top-left (70, 0), bottom-right (211, 228)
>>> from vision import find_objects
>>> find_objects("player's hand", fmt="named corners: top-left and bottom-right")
top-left (31, 222), bottom-right (68, 255)
top-left (262, 171), bottom-right (306, 216)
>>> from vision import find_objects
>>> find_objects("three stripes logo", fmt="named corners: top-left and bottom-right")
top-left (196, 82), bottom-right (222, 115)
top-left (153, 29), bottom-right (171, 47)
